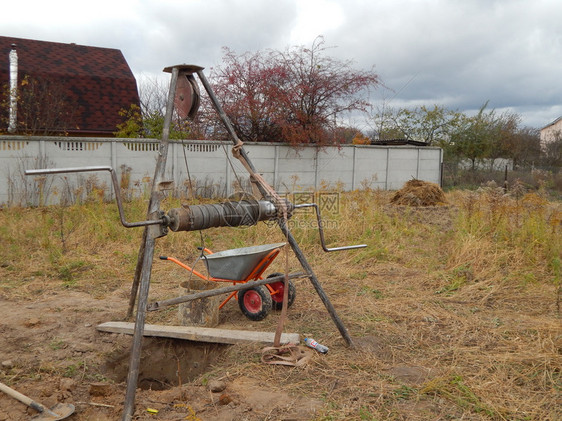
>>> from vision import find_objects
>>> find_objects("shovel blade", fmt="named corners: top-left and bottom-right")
top-left (31, 403), bottom-right (75, 421)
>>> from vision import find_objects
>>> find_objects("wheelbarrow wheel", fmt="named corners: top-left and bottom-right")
top-left (238, 285), bottom-right (272, 321)
top-left (267, 273), bottom-right (296, 311)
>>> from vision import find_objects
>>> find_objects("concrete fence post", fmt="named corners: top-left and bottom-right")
top-left (416, 148), bottom-right (420, 179)
top-left (385, 147), bottom-right (390, 190)
top-left (314, 147), bottom-right (319, 190)
top-left (352, 146), bottom-right (357, 190)
top-left (225, 151), bottom-right (231, 196)
top-left (273, 145), bottom-right (279, 191)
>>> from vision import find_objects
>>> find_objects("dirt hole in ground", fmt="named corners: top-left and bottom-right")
top-left (103, 337), bottom-right (226, 390)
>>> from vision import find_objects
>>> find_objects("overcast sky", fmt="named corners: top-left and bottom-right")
top-left (2, 0), bottom-right (561, 130)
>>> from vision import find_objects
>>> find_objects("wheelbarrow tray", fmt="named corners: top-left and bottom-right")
top-left (204, 243), bottom-right (286, 281)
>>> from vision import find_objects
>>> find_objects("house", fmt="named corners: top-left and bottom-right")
top-left (540, 116), bottom-right (562, 148)
top-left (0, 36), bottom-right (140, 137)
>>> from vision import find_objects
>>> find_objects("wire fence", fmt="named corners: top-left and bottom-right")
top-left (442, 161), bottom-right (562, 197)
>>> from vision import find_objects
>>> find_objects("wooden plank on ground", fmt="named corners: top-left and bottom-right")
top-left (96, 322), bottom-right (301, 345)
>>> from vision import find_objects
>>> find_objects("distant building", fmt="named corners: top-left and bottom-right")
top-left (0, 36), bottom-right (140, 137)
top-left (540, 116), bottom-right (562, 148)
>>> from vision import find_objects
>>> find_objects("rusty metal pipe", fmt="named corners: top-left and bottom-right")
top-left (121, 65), bottom-right (180, 421)
top-left (147, 272), bottom-right (306, 311)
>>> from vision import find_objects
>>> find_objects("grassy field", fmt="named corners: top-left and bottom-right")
top-left (0, 187), bottom-right (560, 420)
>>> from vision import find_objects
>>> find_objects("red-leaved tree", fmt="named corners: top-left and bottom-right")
top-left (209, 37), bottom-right (379, 145)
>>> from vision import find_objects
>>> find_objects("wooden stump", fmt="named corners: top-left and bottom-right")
top-left (178, 279), bottom-right (220, 327)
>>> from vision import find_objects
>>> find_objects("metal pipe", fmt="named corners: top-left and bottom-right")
top-left (121, 65), bottom-right (180, 421)
top-left (147, 272), bottom-right (306, 311)
top-left (25, 166), bottom-right (164, 228)
top-left (278, 219), bottom-right (355, 347)
top-left (293, 203), bottom-right (367, 252)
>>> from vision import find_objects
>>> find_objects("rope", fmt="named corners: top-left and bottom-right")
top-left (182, 142), bottom-right (195, 199)
top-left (261, 344), bottom-right (312, 366)
top-left (198, 231), bottom-right (211, 284)
top-left (184, 231), bottom-right (211, 290)
top-left (221, 143), bottom-right (245, 192)
top-left (181, 144), bottom-right (212, 287)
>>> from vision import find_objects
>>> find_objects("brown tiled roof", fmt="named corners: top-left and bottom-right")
top-left (0, 36), bottom-right (140, 136)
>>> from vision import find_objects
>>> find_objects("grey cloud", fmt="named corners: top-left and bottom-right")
top-left (326, 0), bottom-right (562, 127)
top-left (2, 0), bottom-right (561, 128)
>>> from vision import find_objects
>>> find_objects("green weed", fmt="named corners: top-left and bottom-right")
top-left (359, 406), bottom-right (379, 420)
top-left (358, 286), bottom-right (384, 299)
top-left (58, 260), bottom-right (87, 286)
top-left (392, 384), bottom-right (417, 401)
top-left (421, 375), bottom-right (503, 419)
top-left (49, 338), bottom-right (66, 350)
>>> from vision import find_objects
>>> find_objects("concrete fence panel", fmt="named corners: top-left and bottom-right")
top-left (0, 136), bottom-right (443, 206)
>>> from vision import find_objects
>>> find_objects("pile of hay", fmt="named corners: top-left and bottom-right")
top-left (390, 179), bottom-right (447, 206)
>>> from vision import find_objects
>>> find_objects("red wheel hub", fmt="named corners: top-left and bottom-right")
top-left (243, 290), bottom-right (262, 313)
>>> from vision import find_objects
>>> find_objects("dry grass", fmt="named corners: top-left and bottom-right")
top-left (390, 179), bottom-right (448, 206)
top-left (0, 187), bottom-right (560, 420)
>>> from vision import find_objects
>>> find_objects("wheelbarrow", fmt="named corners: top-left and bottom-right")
top-left (159, 243), bottom-right (296, 321)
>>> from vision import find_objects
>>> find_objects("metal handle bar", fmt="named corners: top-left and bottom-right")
top-left (147, 272), bottom-right (307, 311)
top-left (25, 166), bottom-right (166, 228)
top-left (293, 203), bottom-right (367, 252)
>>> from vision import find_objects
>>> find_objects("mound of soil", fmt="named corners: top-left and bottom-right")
top-left (390, 179), bottom-right (447, 206)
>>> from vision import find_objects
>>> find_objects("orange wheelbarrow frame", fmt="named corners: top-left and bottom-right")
top-left (160, 244), bottom-right (296, 320)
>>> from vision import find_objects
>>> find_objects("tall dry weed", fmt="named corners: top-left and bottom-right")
top-left (0, 188), bottom-right (560, 420)
top-left (446, 187), bottom-right (561, 310)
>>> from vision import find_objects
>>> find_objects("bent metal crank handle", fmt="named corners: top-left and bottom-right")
top-left (25, 166), bottom-right (168, 228)
top-left (293, 203), bottom-right (367, 252)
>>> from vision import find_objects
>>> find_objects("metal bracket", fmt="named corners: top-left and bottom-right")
top-left (25, 166), bottom-right (169, 229)
top-left (293, 203), bottom-right (367, 252)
